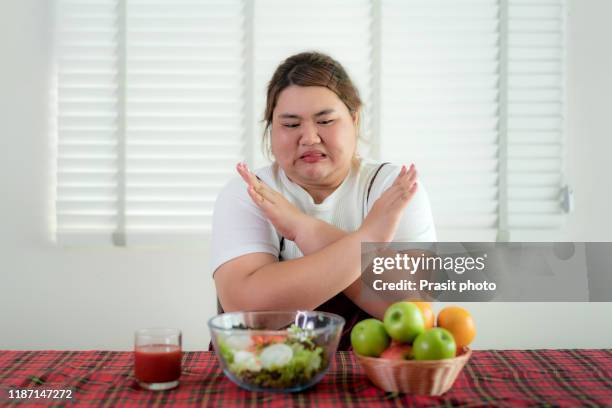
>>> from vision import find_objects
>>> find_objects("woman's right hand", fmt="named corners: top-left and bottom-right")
top-left (358, 164), bottom-right (419, 243)
top-left (236, 162), bottom-right (309, 242)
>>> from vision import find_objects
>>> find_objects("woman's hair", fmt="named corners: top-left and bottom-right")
top-left (262, 51), bottom-right (363, 160)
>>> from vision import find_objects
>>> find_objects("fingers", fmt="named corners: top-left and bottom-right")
top-left (236, 162), bottom-right (259, 187)
top-left (389, 164), bottom-right (417, 194)
top-left (390, 181), bottom-right (418, 207)
top-left (237, 162), bottom-right (281, 208)
top-left (247, 185), bottom-right (264, 205)
top-left (237, 162), bottom-right (278, 204)
top-left (391, 164), bottom-right (407, 186)
top-left (387, 165), bottom-right (419, 207)
top-left (405, 166), bottom-right (418, 186)
top-left (401, 165), bottom-right (418, 192)
top-left (392, 164), bottom-right (417, 187)
top-left (248, 185), bottom-right (278, 216)
top-left (401, 182), bottom-right (418, 201)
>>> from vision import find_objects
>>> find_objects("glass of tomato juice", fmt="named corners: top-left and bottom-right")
top-left (134, 328), bottom-right (182, 391)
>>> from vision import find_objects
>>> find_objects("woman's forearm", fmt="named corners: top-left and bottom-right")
top-left (241, 228), bottom-right (367, 311)
top-left (294, 218), bottom-right (390, 320)
top-left (293, 217), bottom-right (347, 254)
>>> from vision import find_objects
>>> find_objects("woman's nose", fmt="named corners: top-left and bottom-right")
top-left (299, 122), bottom-right (321, 145)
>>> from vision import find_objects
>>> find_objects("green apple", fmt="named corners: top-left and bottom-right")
top-left (383, 302), bottom-right (425, 343)
top-left (350, 319), bottom-right (390, 357)
top-left (413, 328), bottom-right (457, 360)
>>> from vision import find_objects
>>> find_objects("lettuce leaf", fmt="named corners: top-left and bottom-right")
top-left (230, 343), bottom-right (326, 389)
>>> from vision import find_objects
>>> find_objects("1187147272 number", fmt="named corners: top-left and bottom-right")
top-left (8, 389), bottom-right (72, 399)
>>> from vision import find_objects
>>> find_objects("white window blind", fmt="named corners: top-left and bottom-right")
top-left (56, 0), bottom-right (246, 245)
top-left (378, 0), bottom-right (566, 242)
top-left (55, 0), bottom-right (567, 246)
top-left (56, 0), bottom-right (119, 244)
top-left (505, 0), bottom-right (567, 241)
top-left (379, 0), bottom-right (501, 242)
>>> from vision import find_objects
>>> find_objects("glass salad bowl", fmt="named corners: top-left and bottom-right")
top-left (208, 311), bottom-right (345, 392)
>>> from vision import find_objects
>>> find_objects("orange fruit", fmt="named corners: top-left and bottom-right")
top-left (437, 306), bottom-right (476, 349)
top-left (409, 301), bottom-right (435, 329)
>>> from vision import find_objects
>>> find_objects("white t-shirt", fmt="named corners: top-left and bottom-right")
top-left (210, 159), bottom-right (437, 274)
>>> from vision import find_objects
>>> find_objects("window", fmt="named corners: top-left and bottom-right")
top-left (379, 0), bottom-right (567, 241)
top-left (54, 0), bottom-right (567, 245)
top-left (55, 0), bottom-right (245, 245)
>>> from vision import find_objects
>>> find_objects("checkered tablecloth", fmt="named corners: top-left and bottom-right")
top-left (1, 349), bottom-right (611, 407)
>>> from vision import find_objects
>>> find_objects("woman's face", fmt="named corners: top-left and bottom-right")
top-left (271, 85), bottom-right (358, 190)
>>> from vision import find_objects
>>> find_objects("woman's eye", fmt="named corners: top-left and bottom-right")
top-left (283, 123), bottom-right (299, 128)
top-left (318, 119), bottom-right (334, 125)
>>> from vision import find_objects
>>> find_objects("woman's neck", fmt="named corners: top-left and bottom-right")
top-left (291, 165), bottom-right (354, 204)
top-left (303, 182), bottom-right (343, 204)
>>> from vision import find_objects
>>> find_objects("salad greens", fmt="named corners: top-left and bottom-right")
top-left (218, 324), bottom-right (328, 389)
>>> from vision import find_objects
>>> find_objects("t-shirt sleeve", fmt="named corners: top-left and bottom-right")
top-left (366, 164), bottom-right (438, 243)
top-left (210, 177), bottom-right (280, 275)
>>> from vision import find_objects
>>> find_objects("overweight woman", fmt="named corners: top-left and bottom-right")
top-left (211, 52), bottom-right (436, 349)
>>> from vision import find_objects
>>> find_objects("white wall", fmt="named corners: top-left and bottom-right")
top-left (1, 0), bottom-right (610, 351)
top-left (564, 0), bottom-right (612, 241)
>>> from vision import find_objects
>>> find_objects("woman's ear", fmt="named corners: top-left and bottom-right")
top-left (352, 111), bottom-right (360, 126)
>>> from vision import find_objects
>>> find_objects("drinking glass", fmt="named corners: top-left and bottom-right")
top-left (134, 328), bottom-right (182, 391)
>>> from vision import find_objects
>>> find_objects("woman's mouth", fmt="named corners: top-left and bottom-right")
top-left (299, 152), bottom-right (326, 163)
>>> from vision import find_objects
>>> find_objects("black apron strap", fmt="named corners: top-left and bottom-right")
top-left (364, 162), bottom-right (390, 218)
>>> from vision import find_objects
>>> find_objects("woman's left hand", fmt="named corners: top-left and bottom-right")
top-left (236, 162), bottom-right (309, 241)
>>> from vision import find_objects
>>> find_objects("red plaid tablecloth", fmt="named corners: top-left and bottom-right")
top-left (1, 350), bottom-right (611, 407)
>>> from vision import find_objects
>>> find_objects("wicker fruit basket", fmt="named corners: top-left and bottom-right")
top-left (355, 347), bottom-right (472, 395)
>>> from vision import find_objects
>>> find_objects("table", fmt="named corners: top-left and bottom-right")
top-left (1, 350), bottom-right (611, 407)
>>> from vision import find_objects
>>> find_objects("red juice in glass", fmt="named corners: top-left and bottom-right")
top-left (134, 329), bottom-right (182, 391)
top-left (135, 344), bottom-right (182, 383)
